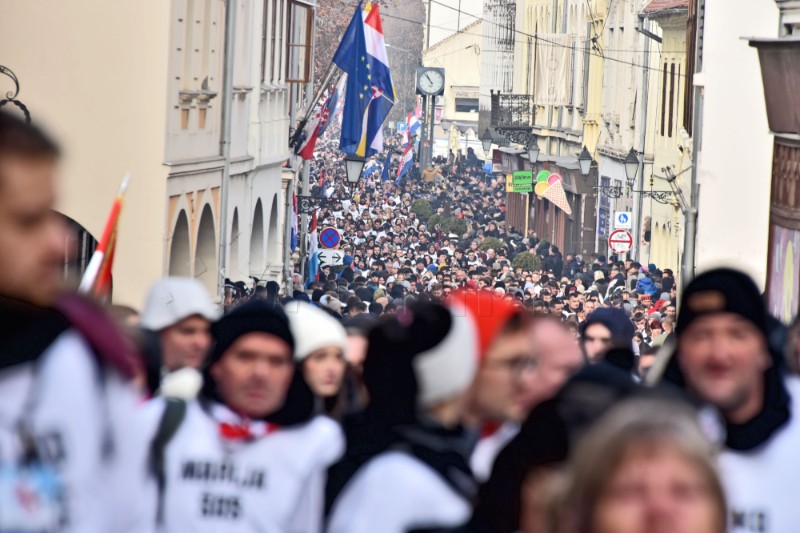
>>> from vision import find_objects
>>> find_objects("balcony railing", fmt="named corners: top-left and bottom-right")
top-left (490, 91), bottom-right (535, 131)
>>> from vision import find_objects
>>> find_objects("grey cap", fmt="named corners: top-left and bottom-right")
top-left (140, 277), bottom-right (219, 331)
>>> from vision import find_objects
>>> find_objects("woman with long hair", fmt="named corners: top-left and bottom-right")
top-left (554, 398), bottom-right (725, 533)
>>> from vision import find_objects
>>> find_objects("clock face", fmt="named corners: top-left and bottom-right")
top-left (418, 69), bottom-right (444, 95)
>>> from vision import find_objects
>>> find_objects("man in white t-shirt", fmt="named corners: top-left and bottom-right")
top-left (664, 268), bottom-right (800, 532)
top-left (147, 300), bottom-right (344, 532)
top-left (0, 110), bottom-right (155, 532)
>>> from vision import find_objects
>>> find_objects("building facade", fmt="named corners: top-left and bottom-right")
top-left (0, 0), bottom-right (314, 307)
top-left (422, 20), bottom-right (483, 160)
top-left (691, 0), bottom-right (778, 290)
top-left (750, 0), bottom-right (800, 320)
top-left (480, 0), bottom-right (600, 255)
top-left (638, 0), bottom-right (691, 272)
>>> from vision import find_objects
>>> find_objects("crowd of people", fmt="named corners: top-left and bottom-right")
top-left (3, 109), bottom-right (800, 533)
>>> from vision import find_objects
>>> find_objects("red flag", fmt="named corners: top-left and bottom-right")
top-left (79, 173), bottom-right (130, 298)
top-left (309, 209), bottom-right (318, 233)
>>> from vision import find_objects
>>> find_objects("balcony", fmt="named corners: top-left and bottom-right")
top-left (489, 90), bottom-right (536, 144)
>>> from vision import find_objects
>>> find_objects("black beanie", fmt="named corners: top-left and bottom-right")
top-left (676, 268), bottom-right (766, 335)
top-left (208, 299), bottom-right (294, 363)
top-left (202, 299), bottom-right (315, 426)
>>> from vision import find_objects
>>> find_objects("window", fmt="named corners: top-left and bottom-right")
top-left (668, 62), bottom-right (675, 138)
top-left (286, 1), bottom-right (312, 83)
top-left (660, 62), bottom-right (667, 136)
top-left (270, 0), bottom-right (283, 84)
top-left (455, 98), bottom-right (479, 113)
top-left (261, 0), bottom-right (272, 82)
top-left (684, 0), bottom-right (703, 134)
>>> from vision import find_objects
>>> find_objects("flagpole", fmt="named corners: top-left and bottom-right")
top-left (298, 1), bottom-right (321, 280)
top-left (78, 172), bottom-right (130, 295)
top-left (289, 61), bottom-right (342, 150)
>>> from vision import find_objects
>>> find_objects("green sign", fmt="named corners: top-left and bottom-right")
top-left (512, 171), bottom-right (533, 185)
top-left (511, 183), bottom-right (533, 193)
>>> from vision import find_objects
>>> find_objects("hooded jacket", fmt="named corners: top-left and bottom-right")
top-left (635, 275), bottom-right (658, 296)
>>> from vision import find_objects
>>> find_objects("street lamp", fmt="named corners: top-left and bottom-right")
top-left (578, 145), bottom-right (593, 176)
top-left (480, 128), bottom-right (493, 154)
top-left (624, 147), bottom-right (640, 184)
top-left (344, 155), bottom-right (366, 184)
top-left (527, 135), bottom-right (540, 163)
top-left (441, 119), bottom-right (452, 132)
top-left (664, 166), bottom-right (690, 213)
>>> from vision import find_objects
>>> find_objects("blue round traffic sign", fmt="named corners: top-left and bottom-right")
top-left (319, 227), bottom-right (341, 249)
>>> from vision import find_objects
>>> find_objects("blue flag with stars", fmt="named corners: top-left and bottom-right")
top-left (332, 2), bottom-right (373, 157)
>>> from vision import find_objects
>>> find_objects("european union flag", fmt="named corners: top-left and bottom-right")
top-left (333, 2), bottom-right (373, 157)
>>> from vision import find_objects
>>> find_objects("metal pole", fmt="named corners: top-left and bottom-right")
top-left (217, 0), bottom-right (237, 302)
top-left (428, 94), bottom-right (435, 166)
top-left (419, 95), bottom-right (428, 168)
top-left (633, 15), bottom-right (651, 263)
top-left (298, 3), bottom-right (318, 283)
top-left (682, 5), bottom-right (705, 288)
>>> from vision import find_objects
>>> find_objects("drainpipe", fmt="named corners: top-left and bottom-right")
top-left (217, 0), bottom-right (237, 302)
top-left (682, 86), bottom-right (702, 284)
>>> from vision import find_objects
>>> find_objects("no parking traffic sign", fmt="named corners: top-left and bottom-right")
top-left (319, 227), bottom-right (341, 249)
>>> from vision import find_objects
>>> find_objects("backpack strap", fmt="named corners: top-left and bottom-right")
top-left (150, 398), bottom-right (187, 524)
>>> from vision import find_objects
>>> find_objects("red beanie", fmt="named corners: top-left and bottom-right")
top-left (446, 289), bottom-right (522, 360)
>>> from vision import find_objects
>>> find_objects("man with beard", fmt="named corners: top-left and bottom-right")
top-left (663, 268), bottom-right (800, 531)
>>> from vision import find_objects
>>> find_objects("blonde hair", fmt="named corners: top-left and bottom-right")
top-left (556, 397), bottom-right (726, 533)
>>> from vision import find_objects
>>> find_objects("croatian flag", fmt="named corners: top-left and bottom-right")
top-left (396, 145), bottom-right (414, 183)
top-left (408, 113), bottom-right (420, 138)
top-left (298, 75), bottom-right (345, 160)
top-left (333, 2), bottom-right (395, 158)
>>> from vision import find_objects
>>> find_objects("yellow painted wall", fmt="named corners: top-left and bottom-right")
top-left (0, 0), bottom-right (172, 308)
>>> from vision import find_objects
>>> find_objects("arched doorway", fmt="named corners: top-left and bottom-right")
top-left (230, 208), bottom-right (240, 281)
top-left (195, 204), bottom-right (216, 293)
top-left (169, 210), bottom-right (191, 277)
top-left (250, 199), bottom-right (264, 276)
top-left (268, 195), bottom-right (280, 263)
top-left (58, 213), bottom-right (98, 290)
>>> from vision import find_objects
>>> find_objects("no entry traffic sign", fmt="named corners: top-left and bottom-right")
top-left (609, 229), bottom-right (633, 254)
top-left (319, 227), bottom-right (341, 249)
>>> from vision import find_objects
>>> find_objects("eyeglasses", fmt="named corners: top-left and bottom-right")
top-left (485, 356), bottom-right (538, 375)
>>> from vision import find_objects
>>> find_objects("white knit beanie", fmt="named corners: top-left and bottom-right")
top-left (140, 277), bottom-right (219, 331)
top-left (412, 306), bottom-right (478, 407)
top-left (284, 301), bottom-right (348, 361)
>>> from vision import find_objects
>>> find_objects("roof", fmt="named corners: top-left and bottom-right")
top-left (423, 19), bottom-right (482, 55)
top-left (642, 0), bottom-right (688, 13)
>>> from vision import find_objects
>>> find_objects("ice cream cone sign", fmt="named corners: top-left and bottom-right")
top-left (534, 172), bottom-right (572, 215)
